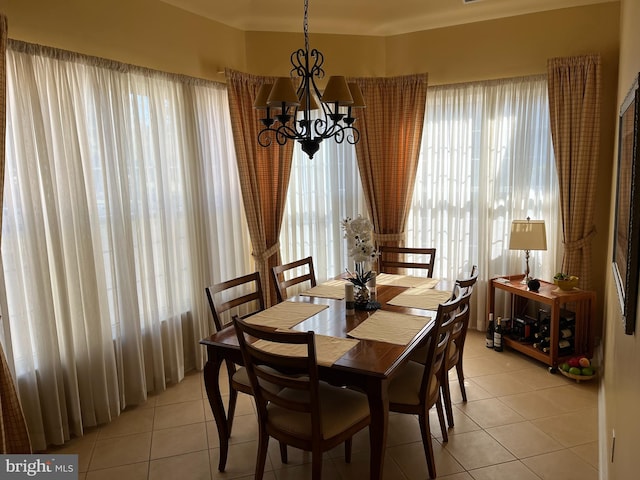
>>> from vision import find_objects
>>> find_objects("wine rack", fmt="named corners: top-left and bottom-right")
top-left (488, 275), bottom-right (596, 372)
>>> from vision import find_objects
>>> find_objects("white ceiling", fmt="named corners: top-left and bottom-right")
top-left (160, 0), bottom-right (615, 36)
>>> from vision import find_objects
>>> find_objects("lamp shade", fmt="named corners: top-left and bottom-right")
top-left (298, 88), bottom-right (320, 111)
top-left (254, 84), bottom-right (273, 109)
top-left (509, 219), bottom-right (547, 251)
top-left (321, 76), bottom-right (353, 105)
top-left (347, 82), bottom-right (366, 108)
top-left (267, 77), bottom-right (300, 107)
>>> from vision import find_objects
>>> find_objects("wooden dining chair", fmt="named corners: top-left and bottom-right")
top-left (456, 265), bottom-right (478, 295)
top-left (441, 285), bottom-right (475, 429)
top-left (441, 266), bottom-right (479, 428)
top-left (233, 316), bottom-right (371, 480)
top-left (205, 272), bottom-right (265, 436)
top-left (271, 256), bottom-right (317, 303)
top-left (377, 246), bottom-right (437, 277)
top-left (387, 290), bottom-right (463, 479)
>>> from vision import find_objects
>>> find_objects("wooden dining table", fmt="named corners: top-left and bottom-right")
top-left (200, 278), bottom-right (449, 480)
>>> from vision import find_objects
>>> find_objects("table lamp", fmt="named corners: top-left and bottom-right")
top-left (509, 217), bottom-right (547, 284)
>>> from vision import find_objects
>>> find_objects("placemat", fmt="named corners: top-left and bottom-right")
top-left (375, 273), bottom-right (439, 289)
top-left (347, 310), bottom-right (432, 345)
top-left (252, 335), bottom-right (360, 366)
top-left (386, 287), bottom-right (452, 310)
top-left (302, 279), bottom-right (349, 299)
top-left (243, 301), bottom-right (329, 329)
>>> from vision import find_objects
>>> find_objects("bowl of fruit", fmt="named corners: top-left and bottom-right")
top-left (553, 273), bottom-right (579, 291)
top-left (559, 356), bottom-right (596, 382)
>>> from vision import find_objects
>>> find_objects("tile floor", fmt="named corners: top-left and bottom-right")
top-left (47, 330), bottom-right (599, 479)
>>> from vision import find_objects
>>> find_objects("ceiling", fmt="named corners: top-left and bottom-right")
top-left (160, 0), bottom-right (615, 36)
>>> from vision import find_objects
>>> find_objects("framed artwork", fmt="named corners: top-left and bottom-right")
top-left (612, 73), bottom-right (640, 335)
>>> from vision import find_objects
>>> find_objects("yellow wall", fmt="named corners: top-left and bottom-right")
top-left (604, 1), bottom-right (640, 478)
top-left (0, 0), bottom-right (246, 81)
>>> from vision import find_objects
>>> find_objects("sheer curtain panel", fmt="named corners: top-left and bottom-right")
top-left (408, 75), bottom-right (559, 328)
top-left (0, 15), bottom-right (32, 454)
top-left (2, 42), bottom-right (251, 450)
top-left (279, 135), bottom-right (367, 282)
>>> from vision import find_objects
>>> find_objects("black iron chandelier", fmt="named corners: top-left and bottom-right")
top-left (253, 0), bottom-right (365, 159)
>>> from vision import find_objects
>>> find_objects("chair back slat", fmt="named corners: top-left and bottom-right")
top-left (205, 272), bottom-right (265, 332)
top-left (456, 265), bottom-right (478, 294)
top-left (378, 246), bottom-right (436, 277)
top-left (271, 256), bottom-right (317, 302)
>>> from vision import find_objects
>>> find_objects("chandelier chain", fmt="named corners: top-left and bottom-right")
top-left (303, 0), bottom-right (309, 54)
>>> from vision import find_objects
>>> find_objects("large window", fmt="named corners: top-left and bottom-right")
top-left (408, 75), bottom-right (558, 319)
top-left (282, 75), bottom-right (559, 321)
top-left (2, 43), bottom-right (251, 449)
top-left (279, 130), bottom-right (366, 283)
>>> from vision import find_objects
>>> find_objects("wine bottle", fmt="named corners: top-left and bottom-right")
top-left (533, 338), bottom-right (550, 350)
top-left (560, 328), bottom-right (573, 339)
top-left (493, 316), bottom-right (503, 352)
top-left (558, 338), bottom-right (574, 354)
top-left (537, 324), bottom-right (550, 336)
top-left (486, 313), bottom-right (494, 348)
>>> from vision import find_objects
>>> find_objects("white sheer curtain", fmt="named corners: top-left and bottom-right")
top-left (1, 43), bottom-right (251, 450)
top-left (408, 75), bottom-right (559, 328)
top-left (279, 129), bottom-right (366, 283)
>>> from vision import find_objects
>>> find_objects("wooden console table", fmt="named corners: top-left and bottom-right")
top-left (488, 275), bottom-right (596, 371)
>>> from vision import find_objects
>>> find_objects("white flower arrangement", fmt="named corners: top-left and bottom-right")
top-left (342, 216), bottom-right (379, 288)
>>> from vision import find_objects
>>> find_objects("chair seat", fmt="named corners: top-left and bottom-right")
top-left (232, 366), bottom-right (283, 395)
top-left (388, 360), bottom-right (439, 406)
top-left (231, 366), bottom-right (251, 388)
top-left (267, 382), bottom-right (370, 440)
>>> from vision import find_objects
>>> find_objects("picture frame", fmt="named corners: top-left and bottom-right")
top-left (612, 73), bottom-right (640, 335)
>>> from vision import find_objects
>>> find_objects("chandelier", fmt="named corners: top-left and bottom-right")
top-left (253, 0), bottom-right (365, 159)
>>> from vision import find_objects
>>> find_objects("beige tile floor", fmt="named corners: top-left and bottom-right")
top-left (47, 330), bottom-right (599, 479)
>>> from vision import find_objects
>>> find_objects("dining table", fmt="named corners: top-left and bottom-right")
top-left (200, 274), bottom-right (452, 480)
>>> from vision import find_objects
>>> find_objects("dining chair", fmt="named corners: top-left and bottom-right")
top-left (441, 266), bottom-right (479, 428)
top-left (377, 246), bottom-right (437, 277)
top-left (440, 286), bottom-right (474, 430)
top-left (205, 272), bottom-right (265, 436)
top-left (271, 256), bottom-right (317, 303)
top-left (233, 316), bottom-right (371, 480)
top-left (456, 265), bottom-right (479, 295)
top-left (387, 290), bottom-right (463, 479)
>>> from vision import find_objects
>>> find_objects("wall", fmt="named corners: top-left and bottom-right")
top-left (0, 0), bottom-right (246, 81)
top-left (603, 1), bottom-right (640, 478)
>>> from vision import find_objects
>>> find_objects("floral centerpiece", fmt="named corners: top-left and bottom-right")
top-left (342, 216), bottom-right (379, 307)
